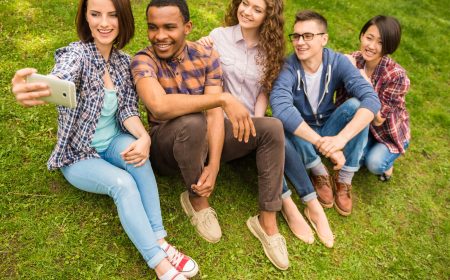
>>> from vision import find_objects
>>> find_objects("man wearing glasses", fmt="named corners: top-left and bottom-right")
top-left (270, 10), bottom-right (380, 217)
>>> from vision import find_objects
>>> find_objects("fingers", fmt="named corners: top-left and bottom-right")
top-left (237, 119), bottom-right (244, 142)
top-left (243, 117), bottom-right (250, 143)
top-left (120, 144), bottom-right (134, 158)
top-left (231, 117), bottom-right (239, 139)
top-left (12, 68), bottom-right (37, 84)
top-left (196, 169), bottom-right (210, 187)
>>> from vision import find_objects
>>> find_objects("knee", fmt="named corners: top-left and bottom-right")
top-left (365, 154), bottom-right (384, 175)
top-left (177, 114), bottom-right (207, 143)
top-left (343, 98), bottom-right (360, 116)
top-left (112, 173), bottom-right (139, 199)
top-left (260, 118), bottom-right (284, 145)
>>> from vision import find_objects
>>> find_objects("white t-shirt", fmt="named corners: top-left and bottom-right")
top-left (304, 63), bottom-right (323, 114)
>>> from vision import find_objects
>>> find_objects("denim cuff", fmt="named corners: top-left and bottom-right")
top-left (281, 189), bottom-right (292, 199)
top-left (154, 229), bottom-right (167, 240)
top-left (302, 192), bottom-right (317, 203)
top-left (342, 165), bottom-right (360, 172)
top-left (306, 156), bottom-right (321, 169)
top-left (147, 249), bottom-right (167, 269)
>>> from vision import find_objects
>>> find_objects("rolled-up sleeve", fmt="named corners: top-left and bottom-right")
top-left (130, 53), bottom-right (157, 85)
top-left (50, 43), bottom-right (83, 85)
top-left (379, 73), bottom-right (410, 118)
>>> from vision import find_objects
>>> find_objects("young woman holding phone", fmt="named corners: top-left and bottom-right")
top-left (11, 0), bottom-right (197, 279)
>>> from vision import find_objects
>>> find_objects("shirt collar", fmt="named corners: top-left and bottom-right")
top-left (232, 24), bottom-right (259, 48)
top-left (86, 40), bottom-right (117, 68)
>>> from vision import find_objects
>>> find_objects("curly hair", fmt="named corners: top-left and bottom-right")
top-left (224, 0), bottom-right (285, 95)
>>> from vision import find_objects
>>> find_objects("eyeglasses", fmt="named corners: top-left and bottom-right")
top-left (288, 32), bottom-right (325, 42)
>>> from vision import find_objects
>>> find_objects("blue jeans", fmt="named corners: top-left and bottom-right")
top-left (362, 133), bottom-right (409, 175)
top-left (61, 133), bottom-right (167, 269)
top-left (289, 98), bottom-right (368, 172)
top-left (281, 134), bottom-right (317, 203)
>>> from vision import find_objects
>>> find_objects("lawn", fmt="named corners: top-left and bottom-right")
top-left (0, 0), bottom-right (449, 279)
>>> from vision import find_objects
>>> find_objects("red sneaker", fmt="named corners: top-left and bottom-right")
top-left (161, 242), bottom-right (199, 278)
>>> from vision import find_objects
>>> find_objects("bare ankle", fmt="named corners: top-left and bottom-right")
top-left (259, 211), bottom-right (278, 236)
top-left (189, 196), bottom-right (210, 212)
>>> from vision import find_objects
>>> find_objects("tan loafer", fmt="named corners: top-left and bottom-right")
top-left (180, 191), bottom-right (222, 243)
top-left (246, 215), bottom-right (289, 270)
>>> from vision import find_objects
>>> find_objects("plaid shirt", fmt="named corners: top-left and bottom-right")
top-left (336, 51), bottom-right (410, 154)
top-left (47, 41), bottom-right (139, 169)
top-left (130, 41), bottom-right (222, 124)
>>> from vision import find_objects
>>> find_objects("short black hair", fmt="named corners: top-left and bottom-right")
top-left (294, 10), bottom-right (327, 32)
top-left (360, 15), bottom-right (402, 55)
top-left (146, 0), bottom-right (190, 23)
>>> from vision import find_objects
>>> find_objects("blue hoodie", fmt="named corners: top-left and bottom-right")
top-left (270, 48), bottom-right (381, 134)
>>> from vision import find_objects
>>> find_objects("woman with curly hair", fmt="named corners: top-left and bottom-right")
top-left (199, 0), bottom-right (284, 116)
top-left (198, 0), bottom-right (292, 270)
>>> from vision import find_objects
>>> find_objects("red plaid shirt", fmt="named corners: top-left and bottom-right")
top-left (336, 51), bottom-right (410, 154)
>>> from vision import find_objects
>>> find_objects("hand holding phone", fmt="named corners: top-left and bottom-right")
top-left (25, 73), bottom-right (77, 108)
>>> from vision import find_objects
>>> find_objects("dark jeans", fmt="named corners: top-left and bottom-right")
top-left (149, 113), bottom-right (284, 212)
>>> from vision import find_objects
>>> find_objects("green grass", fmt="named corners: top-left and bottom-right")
top-left (1, 0), bottom-right (449, 279)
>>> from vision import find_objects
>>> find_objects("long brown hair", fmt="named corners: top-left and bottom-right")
top-left (225, 0), bottom-right (285, 95)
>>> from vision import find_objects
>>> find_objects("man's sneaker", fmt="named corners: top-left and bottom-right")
top-left (310, 172), bottom-right (334, 208)
top-left (161, 242), bottom-right (199, 278)
top-left (246, 215), bottom-right (289, 270)
top-left (180, 191), bottom-right (222, 243)
top-left (333, 172), bottom-right (353, 216)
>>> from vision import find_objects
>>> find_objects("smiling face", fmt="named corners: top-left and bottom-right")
top-left (85, 0), bottom-right (119, 51)
top-left (237, 0), bottom-right (267, 30)
top-left (292, 20), bottom-right (328, 63)
top-left (146, 6), bottom-right (192, 60)
top-left (360, 24), bottom-right (383, 65)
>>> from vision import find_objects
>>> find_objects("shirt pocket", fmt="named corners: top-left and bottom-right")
top-left (219, 56), bottom-right (236, 80)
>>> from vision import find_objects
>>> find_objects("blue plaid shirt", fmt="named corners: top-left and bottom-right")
top-left (47, 41), bottom-right (139, 169)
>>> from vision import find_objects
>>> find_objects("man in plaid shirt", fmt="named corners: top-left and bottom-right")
top-left (131, 0), bottom-right (289, 270)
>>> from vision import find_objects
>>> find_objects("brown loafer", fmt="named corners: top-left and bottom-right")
top-left (333, 173), bottom-right (352, 216)
top-left (310, 172), bottom-right (334, 208)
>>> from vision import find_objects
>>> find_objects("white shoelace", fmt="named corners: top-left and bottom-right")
top-left (166, 245), bottom-right (185, 268)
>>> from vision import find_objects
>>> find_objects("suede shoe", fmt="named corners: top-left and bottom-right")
top-left (333, 173), bottom-right (352, 216)
top-left (310, 172), bottom-right (334, 208)
top-left (246, 215), bottom-right (289, 270)
top-left (180, 191), bottom-right (222, 243)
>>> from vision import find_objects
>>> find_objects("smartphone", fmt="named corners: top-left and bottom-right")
top-left (26, 73), bottom-right (77, 108)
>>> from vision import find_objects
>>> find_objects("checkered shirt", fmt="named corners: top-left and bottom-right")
top-left (130, 41), bottom-right (222, 124)
top-left (47, 41), bottom-right (139, 169)
top-left (336, 51), bottom-right (410, 154)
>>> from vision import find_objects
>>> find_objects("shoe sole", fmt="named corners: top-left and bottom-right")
top-left (179, 193), bottom-right (221, 244)
top-left (280, 210), bottom-right (314, 244)
top-left (246, 218), bottom-right (289, 271)
top-left (180, 259), bottom-right (199, 278)
top-left (333, 203), bottom-right (351, 216)
top-left (318, 199), bottom-right (334, 209)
